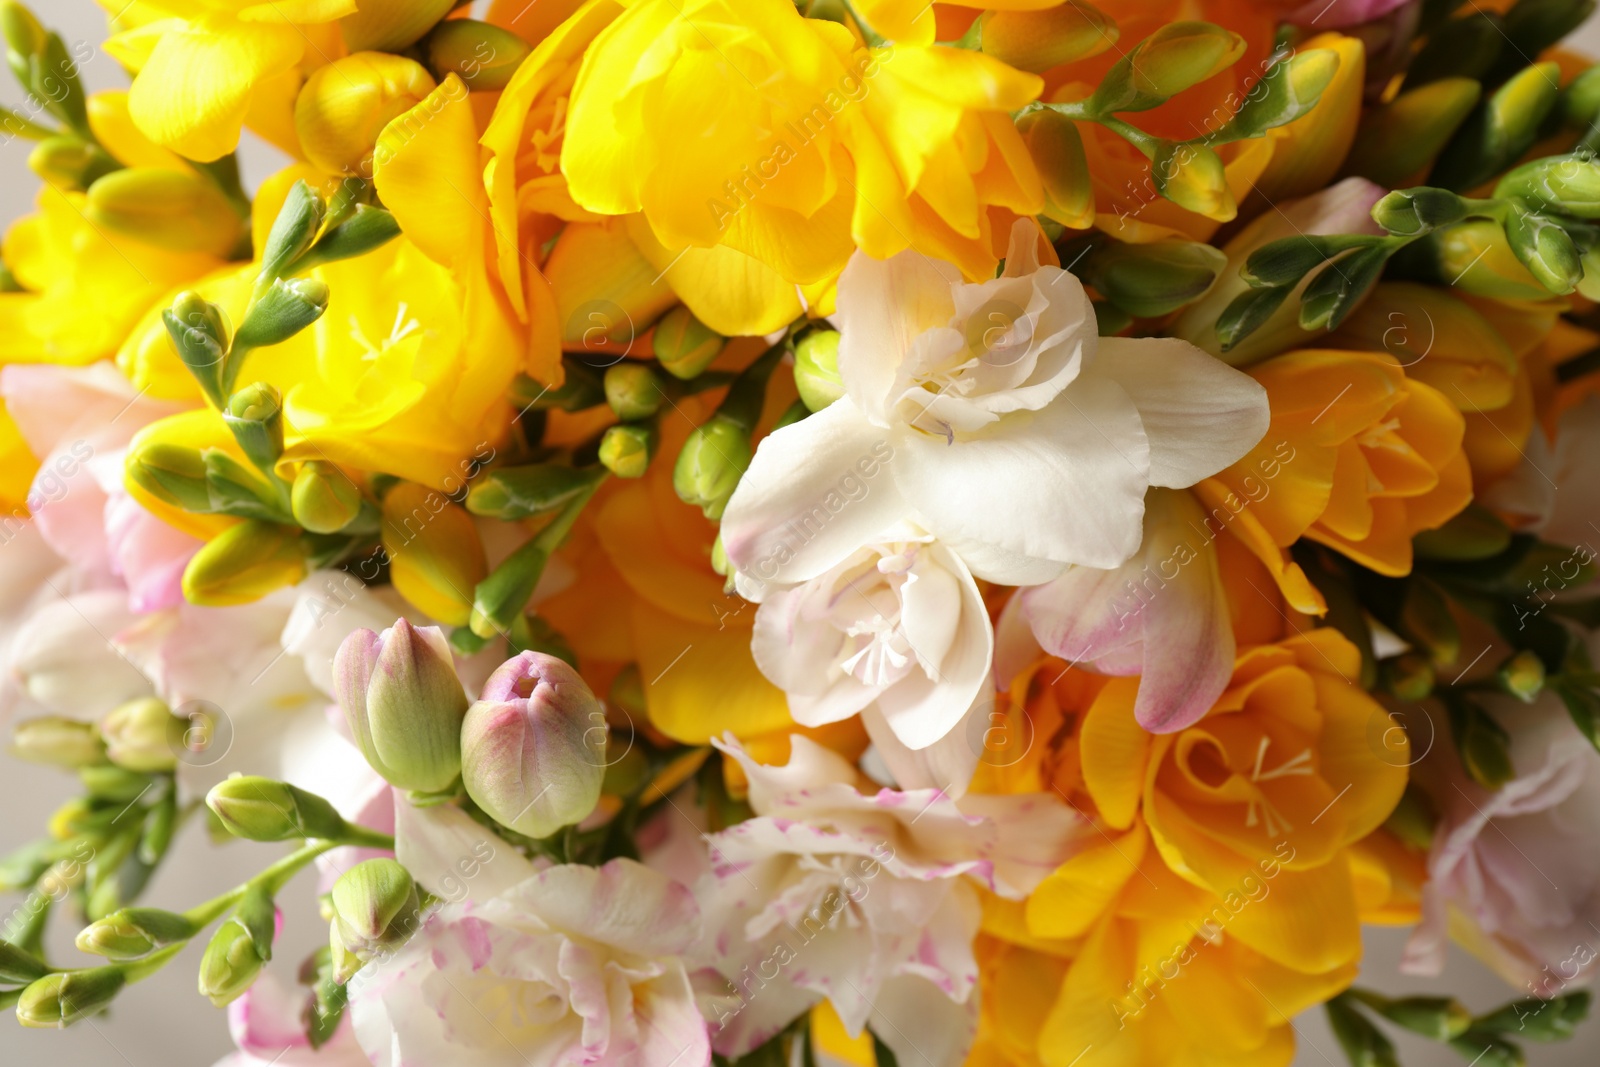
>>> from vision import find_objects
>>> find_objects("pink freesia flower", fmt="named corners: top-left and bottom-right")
top-left (697, 735), bottom-right (1088, 1066)
top-left (1404, 697), bottom-right (1600, 994)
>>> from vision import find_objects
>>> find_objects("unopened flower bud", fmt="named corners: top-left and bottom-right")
top-left (380, 483), bottom-right (487, 626)
top-left (1152, 141), bottom-right (1233, 221)
top-left (1084, 239), bottom-right (1226, 318)
top-left (461, 651), bottom-right (606, 839)
top-left (1416, 220), bottom-right (1549, 301)
top-left (161, 291), bottom-right (231, 407)
top-left (76, 907), bottom-right (197, 961)
top-left (15, 967), bottom-right (124, 1028)
top-left (1474, 991), bottom-right (1590, 1042)
top-left (328, 859), bottom-right (419, 982)
top-left (28, 136), bottom-right (116, 191)
top-left (1343, 78), bottom-right (1481, 188)
top-left (334, 619), bottom-right (468, 794)
top-left (426, 19), bottom-right (532, 91)
top-left (234, 276), bottom-right (330, 350)
top-left (1497, 650), bottom-right (1545, 703)
top-left (604, 362), bottom-right (665, 420)
top-left (257, 180), bottom-right (325, 290)
top-left (100, 698), bottom-right (180, 773)
top-left (11, 716), bottom-right (103, 768)
top-left (1435, 61), bottom-right (1562, 193)
top-left (197, 916), bottom-right (265, 1007)
top-left (1447, 1032), bottom-right (1523, 1067)
top-left (206, 776), bottom-right (349, 841)
top-left (1382, 653), bottom-right (1434, 702)
top-left (127, 439), bottom-right (211, 513)
top-left (1351, 992), bottom-right (1472, 1042)
top-left (295, 52), bottom-right (437, 176)
top-left (292, 461), bottom-right (363, 534)
top-left (182, 520), bottom-right (307, 607)
top-left (673, 415), bottom-right (751, 520)
top-left (1497, 155), bottom-right (1600, 220)
top-left (85, 168), bottom-right (243, 257)
top-left (980, 3), bottom-right (1117, 74)
top-left (0, 1), bottom-right (45, 59)
top-left (598, 422), bottom-right (658, 479)
top-left (223, 383), bottom-right (285, 472)
top-left (1016, 108), bottom-right (1093, 231)
top-left (652, 306), bottom-right (725, 380)
top-left (793, 330), bottom-right (845, 412)
top-left (341, 0), bottom-right (457, 52)
top-left (1092, 21), bottom-right (1245, 113)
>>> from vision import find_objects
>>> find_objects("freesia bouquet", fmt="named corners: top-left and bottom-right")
top-left (4, 0), bottom-right (1600, 1065)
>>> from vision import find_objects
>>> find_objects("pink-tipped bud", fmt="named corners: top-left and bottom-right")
top-left (334, 618), bottom-right (468, 793)
top-left (460, 652), bottom-right (606, 839)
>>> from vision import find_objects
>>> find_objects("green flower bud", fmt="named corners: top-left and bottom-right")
top-left (78, 764), bottom-right (151, 803)
top-left (652, 306), bottom-right (725, 380)
top-left (1085, 240), bottom-right (1226, 318)
top-left (1414, 503), bottom-right (1513, 562)
top-left (465, 463), bottom-right (605, 520)
top-left (1475, 991), bottom-right (1591, 1042)
top-left (182, 520), bottom-right (307, 607)
top-left (1399, 578), bottom-right (1460, 669)
top-left (1502, 201), bottom-right (1582, 294)
top-left (334, 619), bottom-right (468, 794)
top-left (296, 205), bottom-right (401, 271)
top-left (1370, 187), bottom-right (1468, 237)
top-left (1434, 62), bottom-right (1562, 194)
top-left (1382, 653), bottom-right (1434, 702)
top-left (86, 168), bottom-right (243, 258)
top-left (15, 967), bottom-right (124, 1028)
top-left (100, 698), bottom-right (180, 773)
top-left (1091, 21), bottom-right (1245, 114)
top-left (673, 415), bottom-right (751, 520)
top-left (27, 136), bottom-right (117, 190)
top-left (1151, 141), bottom-right (1234, 221)
top-left (223, 382), bottom-right (285, 472)
top-left (234, 277), bottom-right (330, 350)
top-left (1497, 154), bottom-right (1600, 219)
top-left (10, 716), bottom-right (103, 768)
top-left (328, 859), bottom-right (420, 982)
top-left (1383, 785), bottom-right (1436, 851)
top-left (979, 3), bottom-right (1117, 74)
top-left (127, 439), bottom-right (211, 513)
top-left (461, 651), bottom-right (605, 839)
top-left (426, 19), bottom-right (532, 91)
top-left (75, 907), bottom-right (197, 961)
top-left (604, 362), bottom-right (665, 421)
top-left (1447, 1033), bottom-right (1525, 1067)
top-left (0, 2), bottom-right (45, 60)
top-left (1452, 703), bottom-right (1515, 790)
top-left (162, 291), bottom-right (231, 408)
top-left (197, 917), bottom-right (266, 1008)
top-left (1351, 991), bottom-right (1472, 1042)
top-left (1343, 78), bottom-right (1482, 188)
top-left (1217, 48), bottom-right (1339, 140)
top-left (206, 775), bottom-right (350, 841)
top-left (203, 451), bottom-right (288, 522)
top-left (1017, 107), bottom-right (1093, 230)
top-left (1406, 11), bottom-right (1504, 89)
top-left (793, 330), bottom-right (845, 412)
top-left (1498, 650), bottom-right (1546, 703)
top-left (598, 422), bottom-right (658, 479)
top-left (257, 180), bottom-right (325, 291)
top-left (292, 461), bottom-right (363, 534)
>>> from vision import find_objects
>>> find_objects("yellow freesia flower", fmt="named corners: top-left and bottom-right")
top-left (98, 0), bottom-right (354, 162)
top-left (552, 0), bottom-right (1044, 334)
top-left (1193, 349), bottom-right (1472, 613)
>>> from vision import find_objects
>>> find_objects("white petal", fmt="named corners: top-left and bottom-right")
top-left (394, 799), bottom-right (539, 903)
top-left (897, 375), bottom-right (1150, 571)
top-left (834, 248), bottom-right (961, 424)
top-left (720, 397), bottom-right (907, 589)
top-left (937, 537), bottom-right (1068, 587)
top-left (507, 858), bottom-right (700, 958)
top-left (863, 703), bottom-right (981, 799)
top-left (868, 969), bottom-right (980, 1067)
top-left (1096, 336), bottom-right (1269, 488)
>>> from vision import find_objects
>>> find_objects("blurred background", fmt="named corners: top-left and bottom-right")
top-left (0, 3), bottom-right (1597, 1066)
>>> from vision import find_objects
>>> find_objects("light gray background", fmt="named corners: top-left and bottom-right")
top-left (1, 5), bottom-right (1596, 1065)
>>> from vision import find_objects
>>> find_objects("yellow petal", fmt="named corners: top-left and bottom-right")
top-left (625, 215), bottom-right (803, 337)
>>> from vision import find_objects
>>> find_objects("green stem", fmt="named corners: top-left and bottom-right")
top-left (181, 839), bottom-right (341, 928)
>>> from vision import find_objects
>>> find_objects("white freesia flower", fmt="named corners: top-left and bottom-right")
top-left (697, 735), bottom-right (1087, 1066)
top-left (745, 523), bottom-right (992, 791)
top-left (349, 802), bottom-right (710, 1067)
top-left (720, 219), bottom-right (1269, 588)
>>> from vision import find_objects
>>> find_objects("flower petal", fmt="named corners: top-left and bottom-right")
top-left (834, 248), bottom-right (961, 425)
